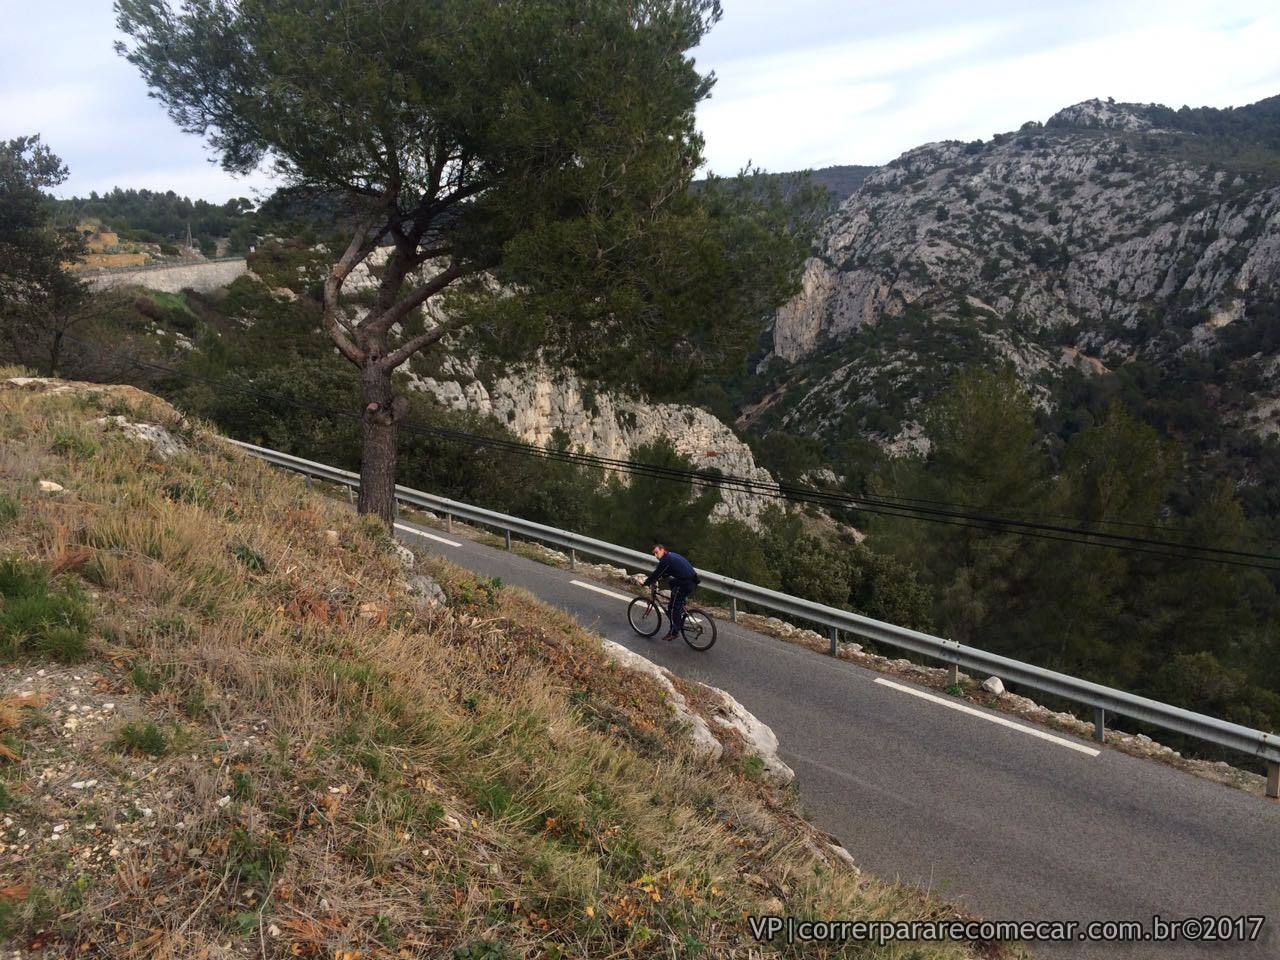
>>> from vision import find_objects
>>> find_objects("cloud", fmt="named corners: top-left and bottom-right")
top-left (6, 2), bottom-right (1279, 198)
top-left (695, 5), bottom-right (1280, 172)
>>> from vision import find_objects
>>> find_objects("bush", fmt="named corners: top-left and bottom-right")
top-left (113, 721), bottom-right (168, 756)
top-left (133, 291), bottom-right (198, 333)
top-left (230, 543), bottom-right (268, 573)
top-left (0, 557), bottom-right (92, 662)
top-left (51, 428), bottom-right (98, 460)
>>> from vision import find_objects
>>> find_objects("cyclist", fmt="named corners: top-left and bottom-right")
top-left (643, 542), bottom-right (700, 641)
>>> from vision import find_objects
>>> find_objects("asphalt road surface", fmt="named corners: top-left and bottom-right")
top-left (394, 518), bottom-right (1280, 960)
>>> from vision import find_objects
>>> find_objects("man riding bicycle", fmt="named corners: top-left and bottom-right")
top-left (643, 543), bottom-right (700, 642)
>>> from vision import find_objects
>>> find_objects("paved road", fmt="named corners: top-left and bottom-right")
top-left (395, 520), bottom-right (1280, 959)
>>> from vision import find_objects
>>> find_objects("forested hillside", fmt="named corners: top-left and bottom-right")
top-left (718, 96), bottom-right (1280, 753)
top-left (53, 186), bottom-right (352, 258)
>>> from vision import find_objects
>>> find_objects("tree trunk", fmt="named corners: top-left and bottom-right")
top-left (48, 328), bottom-right (64, 377)
top-left (358, 362), bottom-right (399, 529)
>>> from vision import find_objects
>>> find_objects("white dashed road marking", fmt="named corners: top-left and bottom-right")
top-left (874, 678), bottom-right (1101, 756)
top-left (570, 580), bottom-right (634, 602)
top-left (394, 523), bottom-right (462, 547)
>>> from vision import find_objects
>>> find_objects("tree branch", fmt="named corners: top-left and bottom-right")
top-left (365, 259), bottom-right (468, 342)
top-left (380, 315), bottom-right (470, 372)
top-left (323, 221), bottom-right (378, 364)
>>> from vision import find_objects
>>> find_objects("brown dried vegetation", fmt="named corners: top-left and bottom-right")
top-left (0, 373), bottom-right (1019, 959)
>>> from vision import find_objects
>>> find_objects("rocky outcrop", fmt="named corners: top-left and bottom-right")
top-left (406, 359), bottom-right (778, 526)
top-left (774, 144), bottom-right (1279, 363)
top-left (1044, 98), bottom-right (1163, 132)
top-left (601, 640), bottom-right (794, 783)
top-left (763, 97), bottom-right (1280, 443)
top-left (92, 416), bottom-right (186, 461)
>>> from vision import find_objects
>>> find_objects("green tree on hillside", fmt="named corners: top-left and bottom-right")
top-left (873, 367), bottom-right (1048, 646)
top-left (594, 437), bottom-right (720, 552)
top-left (116, 0), bottom-right (806, 528)
top-left (0, 136), bottom-right (88, 375)
top-left (1018, 403), bottom-right (1175, 680)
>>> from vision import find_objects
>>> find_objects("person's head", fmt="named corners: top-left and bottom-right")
top-left (652, 543), bottom-right (667, 560)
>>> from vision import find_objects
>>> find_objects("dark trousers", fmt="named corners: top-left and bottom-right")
top-left (667, 583), bottom-right (692, 635)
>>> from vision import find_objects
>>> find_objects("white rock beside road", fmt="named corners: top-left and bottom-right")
top-left (600, 640), bottom-right (795, 784)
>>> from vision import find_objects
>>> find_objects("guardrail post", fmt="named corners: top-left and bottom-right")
top-left (1093, 707), bottom-right (1106, 743)
top-left (505, 529), bottom-right (513, 551)
top-left (1268, 762), bottom-right (1279, 799)
top-left (829, 626), bottom-right (839, 656)
top-left (346, 485), bottom-right (354, 504)
top-left (729, 597), bottom-right (738, 623)
top-left (445, 513), bottom-right (452, 533)
top-left (305, 474), bottom-right (312, 490)
top-left (948, 663), bottom-right (959, 687)
top-left (569, 549), bottom-right (576, 571)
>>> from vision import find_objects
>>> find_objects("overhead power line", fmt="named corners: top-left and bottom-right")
top-left (58, 334), bottom-right (1280, 573)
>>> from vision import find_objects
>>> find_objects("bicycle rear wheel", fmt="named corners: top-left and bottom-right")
top-left (627, 596), bottom-right (663, 637)
top-left (681, 609), bottom-right (716, 651)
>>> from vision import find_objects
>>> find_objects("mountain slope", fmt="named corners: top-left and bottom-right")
top-left (755, 96), bottom-right (1280, 468)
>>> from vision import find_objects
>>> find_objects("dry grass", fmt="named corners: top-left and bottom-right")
top-left (0, 375), bottom-right (1027, 959)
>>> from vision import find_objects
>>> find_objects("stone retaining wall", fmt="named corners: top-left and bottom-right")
top-left (83, 258), bottom-right (247, 294)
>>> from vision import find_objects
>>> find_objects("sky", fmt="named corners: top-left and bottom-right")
top-left (3, 1), bottom-right (1279, 204)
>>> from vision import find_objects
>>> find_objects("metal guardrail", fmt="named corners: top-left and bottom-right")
top-left (230, 439), bottom-right (1280, 794)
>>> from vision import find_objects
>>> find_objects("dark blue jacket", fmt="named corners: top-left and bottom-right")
top-left (644, 551), bottom-right (699, 590)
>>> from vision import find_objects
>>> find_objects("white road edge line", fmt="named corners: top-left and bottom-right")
top-left (393, 523), bottom-right (462, 547)
top-left (570, 580), bottom-right (634, 603)
top-left (874, 678), bottom-right (1101, 757)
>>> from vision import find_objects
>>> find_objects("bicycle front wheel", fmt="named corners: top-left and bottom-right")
top-left (628, 596), bottom-right (663, 637)
top-left (681, 609), bottom-right (716, 651)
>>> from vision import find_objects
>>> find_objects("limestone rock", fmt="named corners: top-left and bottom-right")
top-left (94, 416), bottom-right (185, 460)
top-left (600, 640), bottom-right (722, 760)
top-left (982, 676), bottom-right (1006, 695)
top-left (703, 685), bottom-right (796, 785)
top-left (405, 362), bottom-right (780, 527)
top-left (407, 574), bottom-right (447, 609)
top-left (761, 99), bottom-right (1280, 447)
top-left (393, 543), bottom-right (415, 572)
top-left (826, 843), bottom-right (861, 874)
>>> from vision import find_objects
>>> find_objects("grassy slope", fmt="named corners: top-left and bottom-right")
top-left (0, 372), bottom-right (1021, 959)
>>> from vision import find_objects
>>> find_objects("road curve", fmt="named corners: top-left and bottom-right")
top-left (395, 519), bottom-right (1280, 960)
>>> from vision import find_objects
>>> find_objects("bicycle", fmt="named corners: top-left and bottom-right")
top-left (627, 584), bottom-right (717, 651)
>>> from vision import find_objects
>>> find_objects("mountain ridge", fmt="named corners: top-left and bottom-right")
top-left (749, 93), bottom-right (1280, 479)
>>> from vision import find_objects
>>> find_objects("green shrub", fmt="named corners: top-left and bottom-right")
top-left (128, 659), bottom-right (175, 694)
top-left (113, 721), bottom-right (169, 756)
top-left (133, 291), bottom-right (198, 333)
top-left (0, 557), bottom-right (92, 662)
top-left (164, 479), bottom-right (214, 509)
top-left (227, 826), bottom-right (286, 887)
top-left (0, 495), bottom-right (16, 525)
top-left (229, 543), bottom-right (267, 572)
top-left (452, 940), bottom-right (513, 960)
top-left (51, 429), bottom-right (99, 460)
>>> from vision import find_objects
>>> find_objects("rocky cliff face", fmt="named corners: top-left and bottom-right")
top-left (761, 97), bottom-right (1280, 446)
top-left (405, 357), bottom-right (778, 526)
